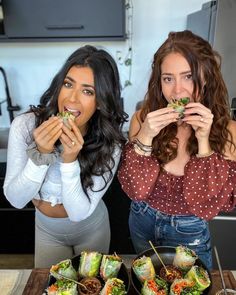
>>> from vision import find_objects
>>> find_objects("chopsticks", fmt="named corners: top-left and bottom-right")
top-left (149, 241), bottom-right (170, 275)
top-left (214, 246), bottom-right (227, 295)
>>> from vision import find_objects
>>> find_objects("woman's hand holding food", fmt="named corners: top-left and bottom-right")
top-left (60, 118), bottom-right (84, 163)
top-left (183, 102), bottom-right (214, 155)
top-left (137, 107), bottom-right (179, 145)
top-left (33, 116), bottom-right (63, 154)
top-left (183, 102), bottom-right (213, 140)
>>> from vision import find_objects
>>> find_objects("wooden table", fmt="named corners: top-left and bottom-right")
top-left (21, 269), bottom-right (236, 295)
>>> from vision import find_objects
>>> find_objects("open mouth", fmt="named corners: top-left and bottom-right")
top-left (64, 107), bottom-right (81, 118)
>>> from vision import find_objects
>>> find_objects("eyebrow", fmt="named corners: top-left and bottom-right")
top-left (65, 75), bottom-right (95, 89)
top-left (161, 70), bottom-right (191, 76)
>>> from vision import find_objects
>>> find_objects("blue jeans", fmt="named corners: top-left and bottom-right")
top-left (129, 201), bottom-right (212, 270)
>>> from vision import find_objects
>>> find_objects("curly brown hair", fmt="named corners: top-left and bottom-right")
top-left (139, 30), bottom-right (233, 164)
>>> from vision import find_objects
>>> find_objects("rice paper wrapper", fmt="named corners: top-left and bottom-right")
top-left (50, 259), bottom-right (77, 281)
top-left (170, 278), bottom-right (200, 295)
top-left (185, 265), bottom-right (211, 291)
top-left (47, 279), bottom-right (78, 295)
top-left (132, 256), bottom-right (155, 283)
top-left (141, 276), bottom-right (168, 295)
top-left (57, 111), bottom-right (75, 129)
top-left (78, 251), bottom-right (102, 278)
top-left (100, 278), bottom-right (126, 295)
top-left (100, 254), bottom-right (122, 281)
top-left (173, 245), bottom-right (198, 272)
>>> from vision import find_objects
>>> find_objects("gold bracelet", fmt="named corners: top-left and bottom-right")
top-left (196, 150), bottom-right (214, 158)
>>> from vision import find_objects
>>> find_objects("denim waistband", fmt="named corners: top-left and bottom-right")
top-left (136, 201), bottom-right (197, 221)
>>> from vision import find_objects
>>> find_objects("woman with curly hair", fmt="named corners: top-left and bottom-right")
top-left (4, 45), bottom-right (128, 267)
top-left (118, 30), bottom-right (236, 269)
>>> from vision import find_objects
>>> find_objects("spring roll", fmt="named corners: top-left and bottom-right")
top-left (185, 265), bottom-right (211, 291)
top-left (170, 278), bottom-right (200, 295)
top-left (173, 246), bottom-right (198, 272)
top-left (57, 111), bottom-right (75, 129)
top-left (78, 251), bottom-right (102, 278)
top-left (141, 276), bottom-right (168, 295)
top-left (50, 259), bottom-right (77, 281)
top-left (168, 97), bottom-right (190, 118)
top-left (132, 256), bottom-right (155, 283)
top-left (47, 279), bottom-right (78, 295)
top-left (100, 254), bottom-right (123, 281)
top-left (100, 278), bottom-right (126, 295)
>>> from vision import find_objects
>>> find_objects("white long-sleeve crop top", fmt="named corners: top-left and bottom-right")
top-left (3, 113), bottom-right (121, 222)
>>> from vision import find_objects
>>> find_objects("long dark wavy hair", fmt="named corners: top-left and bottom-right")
top-left (139, 30), bottom-right (234, 164)
top-left (29, 45), bottom-right (128, 196)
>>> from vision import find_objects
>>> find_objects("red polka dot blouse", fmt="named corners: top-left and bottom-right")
top-left (118, 142), bottom-right (236, 220)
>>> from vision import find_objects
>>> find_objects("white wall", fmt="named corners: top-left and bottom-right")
top-left (0, 0), bottom-right (206, 129)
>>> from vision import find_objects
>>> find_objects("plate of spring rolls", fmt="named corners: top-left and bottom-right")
top-left (45, 251), bottom-right (130, 295)
top-left (131, 246), bottom-right (211, 295)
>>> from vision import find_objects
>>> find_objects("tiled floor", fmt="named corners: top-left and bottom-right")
top-left (0, 254), bottom-right (34, 269)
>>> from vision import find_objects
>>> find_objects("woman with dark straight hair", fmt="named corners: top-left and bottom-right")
top-left (118, 30), bottom-right (236, 269)
top-left (4, 45), bottom-right (128, 267)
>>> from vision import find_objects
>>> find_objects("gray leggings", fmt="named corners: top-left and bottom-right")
top-left (35, 200), bottom-right (110, 268)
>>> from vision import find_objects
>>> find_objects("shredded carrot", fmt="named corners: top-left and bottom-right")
top-left (48, 284), bottom-right (58, 291)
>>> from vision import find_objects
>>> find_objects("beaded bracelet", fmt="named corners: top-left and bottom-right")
top-left (196, 150), bottom-right (214, 158)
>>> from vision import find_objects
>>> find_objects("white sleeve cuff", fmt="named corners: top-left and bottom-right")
top-left (60, 160), bottom-right (80, 178)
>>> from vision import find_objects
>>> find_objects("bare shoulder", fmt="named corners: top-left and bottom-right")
top-left (225, 120), bottom-right (236, 160)
top-left (227, 120), bottom-right (236, 137)
top-left (129, 110), bottom-right (142, 140)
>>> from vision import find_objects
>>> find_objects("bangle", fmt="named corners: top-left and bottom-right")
top-left (133, 143), bottom-right (152, 156)
top-left (133, 138), bottom-right (152, 152)
top-left (196, 150), bottom-right (214, 158)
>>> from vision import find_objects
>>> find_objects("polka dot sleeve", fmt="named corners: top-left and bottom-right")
top-left (183, 152), bottom-right (236, 220)
top-left (118, 142), bottom-right (160, 201)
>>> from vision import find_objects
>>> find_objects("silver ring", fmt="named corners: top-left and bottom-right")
top-left (200, 117), bottom-right (204, 122)
top-left (71, 141), bottom-right (75, 146)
